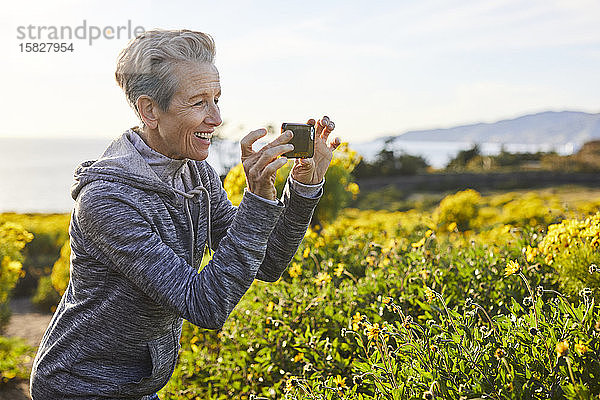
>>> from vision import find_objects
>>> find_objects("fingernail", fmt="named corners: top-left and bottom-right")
top-left (328, 121), bottom-right (335, 130)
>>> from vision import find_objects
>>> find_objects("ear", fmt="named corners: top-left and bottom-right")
top-left (136, 95), bottom-right (159, 130)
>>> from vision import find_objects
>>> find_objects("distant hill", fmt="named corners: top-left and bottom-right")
top-left (394, 111), bottom-right (600, 144)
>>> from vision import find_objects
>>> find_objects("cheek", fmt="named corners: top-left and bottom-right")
top-left (191, 108), bottom-right (209, 123)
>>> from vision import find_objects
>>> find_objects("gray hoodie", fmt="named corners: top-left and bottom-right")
top-left (30, 128), bottom-right (321, 399)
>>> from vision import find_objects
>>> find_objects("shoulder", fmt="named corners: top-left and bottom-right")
top-left (75, 180), bottom-right (149, 221)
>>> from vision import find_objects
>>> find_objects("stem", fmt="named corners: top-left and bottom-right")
top-left (473, 303), bottom-right (499, 337)
top-left (518, 271), bottom-right (539, 330)
top-left (501, 357), bottom-right (512, 380)
top-left (376, 336), bottom-right (398, 389)
top-left (434, 291), bottom-right (460, 339)
top-left (566, 357), bottom-right (576, 386)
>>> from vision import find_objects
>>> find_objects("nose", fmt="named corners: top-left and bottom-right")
top-left (205, 102), bottom-right (222, 127)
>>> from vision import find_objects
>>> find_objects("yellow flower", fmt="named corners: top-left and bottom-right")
top-left (411, 237), bottom-right (426, 248)
top-left (504, 260), bottom-right (520, 277)
top-left (556, 340), bottom-right (569, 357)
top-left (352, 312), bottom-right (362, 331)
top-left (303, 247), bottom-right (310, 258)
top-left (334, 263), bottom-right (345, 277)
top-left (288, 262), bottom-right (302, 278)
top-left (285, 378), bottom-right (296, 392)
top-left (266, 301), bottom-right (275, 313)
top-left (365, 255), bottom-right (376, 266)
top-left (425, 229), bottom-right (434, 238)
top-left (293, 353), bottom-right (304, 362)
top-left (332, 374), bottom-right (348, 389)
top-left (494, 348), bottom-right (505, 359)
top-left (575, 343), bottom-right (589, 356)
top-left (346, 182), bottom-right (360, 200)
top-left (365, 322), bottom-right (381, 340)
top-left (4, 259), bottom-right (22, 274)
top-left (525, 245), bottom-right (538, 263)
top-left (447, 222), bottom-right (457, 232)
top-left (424, 286), bottom-right (435, 303)
top-left (314, 272), bottom-right (332, 286)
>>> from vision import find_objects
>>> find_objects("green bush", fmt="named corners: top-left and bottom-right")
top-left (51, 240), bottom-right (71, 296)
top-left (433, 189), bottom-right (482, 231)
top-left (32, 239), bottom-right (71, 312)
top-left (352, 148), bottom-right (429, 178)
top-left (32, 275), bottom-right (61, 313)
top-left (0, 213), bottom-right (69, 297)
top-left (0, 336), bottom-right (34, 386)
top-left (539, 213), bottom-right (600, 300)
top-left (0, 221), bottom-right (33, 329)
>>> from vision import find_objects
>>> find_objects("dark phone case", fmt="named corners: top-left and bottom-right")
top-left (281, 123), bottom-right (315, 158)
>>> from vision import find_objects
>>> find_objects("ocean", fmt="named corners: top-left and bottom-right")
top-left (0, 136), bottom-right (574, 214)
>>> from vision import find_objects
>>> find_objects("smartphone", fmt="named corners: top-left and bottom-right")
top-left (281, 123), bottom-right (315, 158)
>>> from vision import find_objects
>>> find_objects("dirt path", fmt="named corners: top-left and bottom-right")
top-left (0, 297), bottom-right (53, 400)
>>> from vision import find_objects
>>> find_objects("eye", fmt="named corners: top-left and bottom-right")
top-left (214, 97), bottom-right (219, 104)
top-left (194, 100), bottom-right (204, 106)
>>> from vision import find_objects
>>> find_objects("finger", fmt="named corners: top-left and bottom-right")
top-left (321, 118), bottom-right (335, 142)
top-left (316, 115), bottom-right (328, 136)
top-left (328, 137), bottom-right (341, 151)
top-left (306, 118), bottom-right (316, 126)
top-left (250, 143), bottom-right (294, 173)
top-left (259, 156), bottom-right (289, 179)
top-left (262, 130), bottom-right (293, 151)
top-left (240, 129), bottom-right (267, 158)
top-left (321, 123), bottom-right (333, 141)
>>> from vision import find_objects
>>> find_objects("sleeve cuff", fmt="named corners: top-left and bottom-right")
top-left (290, 177), bottom-right (325, 199)
top-left (244, 188), bottom-right (282, 206)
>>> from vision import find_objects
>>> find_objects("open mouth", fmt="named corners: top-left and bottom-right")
top-left (193, 132), bottom-right (213, 140)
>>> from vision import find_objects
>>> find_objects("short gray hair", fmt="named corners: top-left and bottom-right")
top-left (115, 29), bottom-right (216, 126)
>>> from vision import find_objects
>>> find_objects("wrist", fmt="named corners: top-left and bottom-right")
top-left (291, 173), bottom-right (321, 186)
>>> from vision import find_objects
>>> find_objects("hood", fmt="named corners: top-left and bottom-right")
top-left (71, 129), bottom-right (182, 203)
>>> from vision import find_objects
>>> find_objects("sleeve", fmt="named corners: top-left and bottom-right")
top-left (289, 177), bottom-right (325, 199)
top-left (76, 181), bottom-right (284, 330)
top-left (255, 176), bottom-right (322, 282)
top-left (206, 165), bottom-right (321, 283)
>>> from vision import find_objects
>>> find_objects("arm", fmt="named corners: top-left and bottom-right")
top-left (76, 181), bottom-right (284, 330)
top-left (255, 176), bottom-right (321, 281)
top-left (205, 163), bottom-right (321, 282)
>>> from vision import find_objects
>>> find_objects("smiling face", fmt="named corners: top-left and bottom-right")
top-left (143, 62), bottom-right (222, 161)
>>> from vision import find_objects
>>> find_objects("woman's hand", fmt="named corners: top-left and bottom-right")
top-left (290, 115), bottom-right (340, 185)
top-left (240, 129), bottom-right (294, 201)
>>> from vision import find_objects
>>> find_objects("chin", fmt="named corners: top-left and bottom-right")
top-left (190, 151), bottom-right (209, 161)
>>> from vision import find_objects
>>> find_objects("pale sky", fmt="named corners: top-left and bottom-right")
top-left (1, 0), bottom-right (599, 143)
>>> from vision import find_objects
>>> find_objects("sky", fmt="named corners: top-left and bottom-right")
top-left (1, 0), bottom-right (599, 143)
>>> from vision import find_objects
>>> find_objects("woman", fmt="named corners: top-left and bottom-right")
top-left (30, 29), bottom-right (339, 399)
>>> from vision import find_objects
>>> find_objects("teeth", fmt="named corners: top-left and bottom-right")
top-left (194, 132), bottom-right (212, 139)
